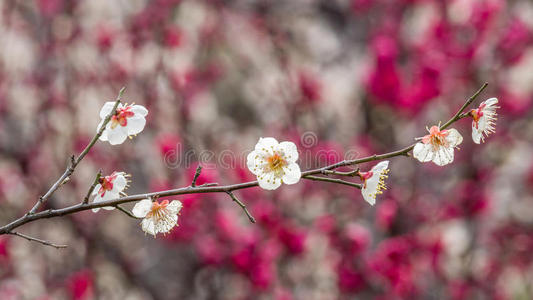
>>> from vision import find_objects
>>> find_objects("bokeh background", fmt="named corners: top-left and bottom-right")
top-left (1, 0), bottom-right (533, 299)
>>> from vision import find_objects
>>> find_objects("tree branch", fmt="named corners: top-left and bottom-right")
top-left (0, 84), bottom-right (488, 236)
top-left (8, 231), bottom-right (67, 249)
top-left (303, 175), bottom-right (362, 189)
top-left (115, 205), bottom-right (142, 219)
top-left (83, 171), bottom-right (102, 204)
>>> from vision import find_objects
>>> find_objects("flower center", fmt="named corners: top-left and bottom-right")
top-left (470, 105), bottom-right (485, 129)
top-left (110, 106), bottom-right (135, 129)
top-left (98, 174), bottom-right (116, 197)
top-left (146, 200), bottom-right (169, 219)
top-left (422, 126), bottom-right (449, 149)
top-left (267, 153), bottom-right (286, 173)
top-left (359, 171), bottom-right (373, 188)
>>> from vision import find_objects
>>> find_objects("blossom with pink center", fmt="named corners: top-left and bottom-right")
top-left (92, 172), bottom-right (129, 212)
top-left (247, 137), bottom-right (301, 190)
top-left (132, 199), bottom-right (182, 236)
top-left (413, 125), bottom-right (463, 166)
top-left (359, 161), bottom-right (390, 205)
top-left (470, 98), bottom-right (499, 144)
top-left (97, 102), bottom-right (148, 145)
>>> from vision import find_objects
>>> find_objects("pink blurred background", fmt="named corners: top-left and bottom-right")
top-left (1, 0), bottom-right (533, 299)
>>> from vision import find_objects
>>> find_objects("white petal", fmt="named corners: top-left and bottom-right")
top-left (472, 125), bottom-right (482, 144)
top-left (257, 172), bottom-right (282, 190)
top-left (166, 200), bottom-right (183, 214)
top-left (126, 115), bottom-right (146, 135)
top-left (141, 218), bottom-right (157, 236)
top-left (361, 187), bottom-right (376, 206)
top-left (483, 97), bottom-right (498, 107)
top-left (131, 105), bottom-right (148, 117)
top-left (92, 184), bottom-right (102, 196)
top-left (432, 146), bottom-right (454, 166)
top-left (113, 174), bottom-right (127, 193)
top-left (132, 199), bottom-right (152, 218)
top-left (107, 125), bottom-right (128, 145)
top-left (413, 143), bottom-right (434, 163)
top-left (247, 151), bottom-right (268, 175)
top-left (99, 102), bottom-right (119, 119)
top-left (154, 214), bottom-right (178, 234)
top-left (97, 119), bottom-right (108, 141)
top-left (282, 163), bottom-right (301, 185)
top-left (255, 137), bottom-right (279, 155)
top-left (92, 191), bottom-right (118, 212)
top-left (445, 128), bottom-right (463, 148)
top-left (476, 115), bottom-right (487, 133)
top-left (371, 161), bottom-right (389, 172)
top-left (277, 141), bottom-right (299, 163)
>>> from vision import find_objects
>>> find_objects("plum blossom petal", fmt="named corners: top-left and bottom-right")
top-left (99, 101), bottom-right (116, 119)
top-left (282, 163), bottom-right (301, 184)
top-left (132, 199), bottom-right (152, 218)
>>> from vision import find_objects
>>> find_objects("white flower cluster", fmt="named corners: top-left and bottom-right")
top-left (413, 98), bottom-right (499, 166)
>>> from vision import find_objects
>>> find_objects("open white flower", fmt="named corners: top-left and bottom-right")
top-left (98, 102), bottom-right (148, 145)
top-left (247, 137), bottom-right (301, 190)
top-left (413, 125), bottom-right (463, 166)
top-left (470, 98), bottom-right (499, 144)
top-left (132, 199), bottom-right (182, 236)
top-left (92, 171), bottom-right (129, 212)
top-left (359, 161), bottom-right (390, 205)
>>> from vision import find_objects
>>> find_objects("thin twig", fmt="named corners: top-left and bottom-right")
top-left (0, 84), bottom-right (488, 235)
top-left (321, 169), bottom-right (360, 177)
top-left (226, 191), bottom-right (256, 223)
top-left (191, 165), bottom-right (202, 187)
top-left (115, 205), bottom-right (142, 219)
top-left (28, 87), bottom-right (126, 215)
top-left (304, 175), bottom-right (362, 189)
top-left (440, 83), bottom-right (488, 130)
top-left (8, 231), bottom-right (67, 249)
top-left (83, 171), bottom-right (102, 204)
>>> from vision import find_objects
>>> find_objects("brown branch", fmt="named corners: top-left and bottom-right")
top-left (303, 175), bottom-right (362, 189)
top-left (8, 231), bottom-right (67, 249)
top-left (115, 205), bottom-right (142, 219)
top-left (83, 171), bottom-right (102, 204)
top-left (0, 84), bottom-right (488, 236)
top-left (28, 87), bottom-right (126, 214)
top-left (440, 83), bottom-right (488, 130)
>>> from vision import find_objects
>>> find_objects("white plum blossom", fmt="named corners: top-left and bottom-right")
top-left (98, 102), bottom-right (148, 145)
top-left (413, 125), bottom-right (463, 166)
top-left (247, 137), bottom-right (301, 190)
top-left (359, 161), bottom-right (390, 205)
top-left (132, 199), bottom-right (182, 236)
top-left (470, 98), bottom-right (499, 144)
top-left (92, 171), bottom-right (129, 212)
